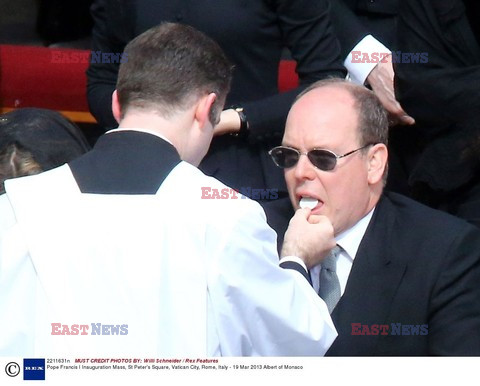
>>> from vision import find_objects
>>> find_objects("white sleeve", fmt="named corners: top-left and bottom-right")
top-left (0, 194), bottom-right (38, 355)
top-left (344, 34), bottom-right (391, 85)
top-left (206, 201), bottom-right (337, 356)
top-left (278, 256), bottom-right (308, 272)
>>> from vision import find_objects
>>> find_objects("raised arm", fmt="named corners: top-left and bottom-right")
top-left (86, 0), bottom-right (129, 129)
top-left (208, 201), bottom-right (337, 356)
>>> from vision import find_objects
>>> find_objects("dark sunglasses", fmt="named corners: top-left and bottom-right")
top-left (268, 143), bottom-right (376, 171)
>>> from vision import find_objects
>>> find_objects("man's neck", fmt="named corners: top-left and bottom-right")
top-left (107, 127), bottom-right (174, 146)
top-left (117, 110), bottom-right (193, 156)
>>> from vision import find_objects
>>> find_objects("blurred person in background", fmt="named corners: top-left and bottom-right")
top-left (0, 107), bottom-right (90, 193)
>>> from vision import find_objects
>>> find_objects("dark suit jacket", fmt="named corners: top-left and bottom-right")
top-left (330, 0), bottom-right (400, 57)
top-left (326, 192), bottom-right (480, 355)
top-left (391, 0), bottom-right (480, 225)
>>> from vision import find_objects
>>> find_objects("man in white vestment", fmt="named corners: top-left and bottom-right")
top-left (0, 23), bottom-right (336, 357)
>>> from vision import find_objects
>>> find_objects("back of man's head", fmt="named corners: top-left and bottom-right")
top-left (116, 22), bottom-right (232, 124)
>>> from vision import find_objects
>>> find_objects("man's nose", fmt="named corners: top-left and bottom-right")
top-left (294, 153), bottom-right (316, 181)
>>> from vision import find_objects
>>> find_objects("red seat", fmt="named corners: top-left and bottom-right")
top-left (0, 44), bottom-right (95, 122)
top-left (0, 44), bottom-right (299, 123)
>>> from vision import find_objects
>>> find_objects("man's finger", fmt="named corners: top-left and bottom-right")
top-left (293, 207), bottom-right (311, 220)
top-left (307, 214), bottom-right (329, 225)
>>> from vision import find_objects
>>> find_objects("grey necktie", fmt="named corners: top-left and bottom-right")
top-left (318, 245), bottom-right (341, 314)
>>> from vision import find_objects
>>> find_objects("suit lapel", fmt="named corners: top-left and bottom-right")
top-left (327, 195), bottom-right (407, 355)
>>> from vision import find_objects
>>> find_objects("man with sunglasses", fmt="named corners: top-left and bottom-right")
top-left (270, 78), bottom-right (480, 355)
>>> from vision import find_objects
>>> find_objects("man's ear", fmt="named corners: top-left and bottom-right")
top-left (367, 143), bottom-right (388, 185)
top-left (111, 90), bottom-right (122, 124)
top-left (194, 93), bottom-right (217, 130)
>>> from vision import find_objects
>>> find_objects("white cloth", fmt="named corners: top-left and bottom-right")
top-left (0, 162), bottom-right (336, 357)
top-left (344, 35), bottom-right (391, 85)
top-left (311, 209), bottom-right (375, 295)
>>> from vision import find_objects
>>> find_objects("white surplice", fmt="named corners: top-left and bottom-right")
top-left (0, 162), bottom-right (336, 356)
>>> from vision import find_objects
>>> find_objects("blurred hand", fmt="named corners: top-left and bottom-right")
top-left (213, 109), bottom-right (240, 136)
top-left (281, 208), bottom-right (336, 269)
top-left (367, 54), bottom-right (415, 126)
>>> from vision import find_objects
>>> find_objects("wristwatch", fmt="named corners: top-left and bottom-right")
top-left (231, 106), bottom-right (249, 138)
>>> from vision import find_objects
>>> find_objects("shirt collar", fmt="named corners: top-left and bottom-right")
top-left (106, 127), bottom-right (174, 146)
top-left (336, 207), bottom-right (375, 261)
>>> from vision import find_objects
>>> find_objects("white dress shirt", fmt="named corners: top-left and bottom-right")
top-left (311, 208), bottom-right (375, 295)
top-left (344, 35), bottom-right (391, 85)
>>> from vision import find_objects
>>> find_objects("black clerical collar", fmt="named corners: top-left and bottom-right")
top-left (69, 130), bottom-right (181, 194)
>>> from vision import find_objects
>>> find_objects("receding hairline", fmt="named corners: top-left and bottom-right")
top-left (293, 79), bottom-right (372, 109)
top-left (291, 80), bottom-right (378, 130)
top-left (290, 82), bottom-right (361, 127)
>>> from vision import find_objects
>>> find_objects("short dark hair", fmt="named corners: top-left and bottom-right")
top-left (116, 22), bottom-right (233, 124)
top-left (295, 78), bottom-right (389, 147)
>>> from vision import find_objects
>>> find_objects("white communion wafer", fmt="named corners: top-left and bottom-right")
top-left (299, 197), bottom-right (318, 209)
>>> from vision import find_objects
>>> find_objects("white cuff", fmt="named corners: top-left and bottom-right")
top-left (344, 35), bottom-right (391, 85)
top-left (278, 256), bottom-right (308, 272)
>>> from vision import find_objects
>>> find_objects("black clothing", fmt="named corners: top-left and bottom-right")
top-left (330, 0), bottom-right (400, 57)
top-left (392, 0), bottom-right (480, 227)
top-left (326, 192), bottom-right (480, 355)
top-left (70, 131), bottom-right (180, 194)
